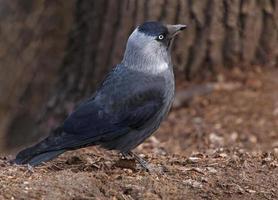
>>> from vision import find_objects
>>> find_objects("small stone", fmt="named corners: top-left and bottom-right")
top-left (249, 135), bottom-right (257, 143)
top-left (187, 157), bottom-right (201, 163)
top-left (209, 133), bottom-right (224, 146)
top-left (246, 189), bottom-right (256, 194)
top-left (230, 132), bottom-right (238, 141)
top-left (183, 179), bottom-right (203, 188)
top-left (206, 167), bottom-right (217, 174)
top-left (214, 123), bottom-right (222, 129)
top-left (193, 117), bottom-right (203, 124)
top-left (218, 153), bottom-right (228, 158)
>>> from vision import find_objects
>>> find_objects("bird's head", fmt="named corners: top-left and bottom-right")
top-left (137, 21), bottom-right (186, 50)
top-left (123, 21), bottom-right (186, 69)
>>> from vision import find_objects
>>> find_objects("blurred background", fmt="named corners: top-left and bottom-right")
top-left (0, 0), bottom-right (277, 154)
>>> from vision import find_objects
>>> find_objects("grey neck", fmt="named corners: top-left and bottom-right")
top-left (122, 43), bottom-right (172, 74)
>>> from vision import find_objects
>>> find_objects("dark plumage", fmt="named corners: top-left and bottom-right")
top-left (14, 21), bottom-right (186, 168)
top-left (138, 21), bottom-right (168, 36)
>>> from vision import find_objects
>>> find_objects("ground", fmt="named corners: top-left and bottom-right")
top-left (0, 67), bottom-right (278, 200)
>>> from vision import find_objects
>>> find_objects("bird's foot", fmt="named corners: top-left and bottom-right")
top-left (122, 151), bottom-right (151, 172)
top-left (27, 164), bottom-right (34, 173)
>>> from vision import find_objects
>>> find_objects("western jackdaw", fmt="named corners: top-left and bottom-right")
top-left (14, 21), bottom-right (186, 169)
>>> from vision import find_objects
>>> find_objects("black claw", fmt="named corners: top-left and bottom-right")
top-left (124, 151), bottom-right (150, 171)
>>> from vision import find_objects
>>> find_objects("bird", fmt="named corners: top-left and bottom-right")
top-left (13, 21), bottom-right (187, 169)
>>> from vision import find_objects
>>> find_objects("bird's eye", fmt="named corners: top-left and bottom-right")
top-left (158, 34), bottom-right (164, 40)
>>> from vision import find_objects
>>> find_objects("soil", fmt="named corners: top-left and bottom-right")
top-left (0, 67), bottom-right (278, 200)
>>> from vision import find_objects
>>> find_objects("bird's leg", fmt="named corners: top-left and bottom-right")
top-left (27, 164), bottom-right (34, 173)
top-left (121, 152), bottom-right (132, 159)
top-left (124, 151), bottom-right (150, 171)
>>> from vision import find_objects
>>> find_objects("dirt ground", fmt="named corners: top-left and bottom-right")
top-left (0, 67), bottom-right (278, 200)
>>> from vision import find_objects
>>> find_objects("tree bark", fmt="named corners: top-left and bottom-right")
top-left (1, 0), bottom-right (277, 153)
top-left (0, 0), bottom-right (74, 152)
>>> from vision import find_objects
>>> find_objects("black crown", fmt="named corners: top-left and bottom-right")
top-left (138, 21), bottom-right (168, 36)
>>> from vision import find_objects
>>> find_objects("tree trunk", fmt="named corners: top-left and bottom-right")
top-left (0, 0), bottom-right (74, 152)
top-left (1, 0), bottom-right (278, 153)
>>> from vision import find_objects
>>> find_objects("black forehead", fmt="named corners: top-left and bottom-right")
top-left (138, 21), bottom-right (168, 36)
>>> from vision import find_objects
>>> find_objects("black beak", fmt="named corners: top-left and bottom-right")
top-left (166, 24), bottom-right (187, 37)
top-left (165, 24), bottom-right (186, 50)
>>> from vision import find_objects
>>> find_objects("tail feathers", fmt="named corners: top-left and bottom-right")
top-left (18, 150), bottom-right (65, 166)
top-left (13, 127), bottom-right (67, 166)
top-left (14, 144), bottom-right (43, 164)
top-left (14, 148), bottom-right (66, 166)
top-left (13, 127), bottom-right (97, 166)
